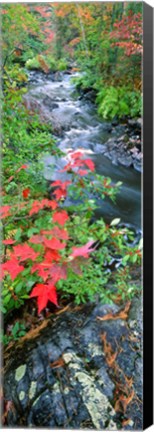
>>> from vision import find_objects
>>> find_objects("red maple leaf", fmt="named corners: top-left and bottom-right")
top-left (2, 239), bottom-right (15, 245)
top-left (30, 283), bottom-right (58, 313)
top-left (70, 151), bottom-right (83, 160)
top-left (47, 200), bottom-right (58, 210)
top-left (51, 180), bottom-right (69, 188)
top-left (40, 199), bottom-right (58, 210)
top-left (31, 263), bottom-right (50, 281)
top-left (13, 244), bottom-right (39, 261)
top-left (22, 188), bottom-right (30, 199)
top-left (44, 249), bottom-right (61, 263)
top-left (2, 258), bottom-right (24, 280)
top-left (53, 188), bottom-right (67, 200)
top-left (29, 200), bottom-right (43, 216)
top-left (44, 237), bottom-right (66, 250)
top-left (52, 180), bottom-right (71, 201)
top-left (84, 159), bottom-right (95, 171)
top-left (52, 210), bottom-right (69, 226)
top-left (70, 240), bottom-right (96, 259)
top-left (0, 206), bottom-right (11, 219)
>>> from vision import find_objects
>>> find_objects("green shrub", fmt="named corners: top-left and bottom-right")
top-left (46, 55), bottom-right (57, 72)
top-left (96, 85), bottom-right (141, 120)
top-left (57, 58), bottom-right (68, 71)
top-left (72, 71), bottom-right (96, 90)
top-left (25, 56), bottom-right (41, 70)
top-left (25, 54), bottom-right (62, 73)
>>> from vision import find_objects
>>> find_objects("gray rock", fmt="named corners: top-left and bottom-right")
top-left (4, 300), bottom-right (142, 429)
top-left (43, 96), bottom-right (59, 110)
top-left (117, 155), bottom-right (133, 167)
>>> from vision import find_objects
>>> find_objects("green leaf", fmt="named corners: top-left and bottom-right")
top-left (0, 305), bottom-right (7, 313)
top-left (3, 293), bottom-right (12, 305)
top-left (132, 254), bottom-right (138, 263)
top-left (15, 228), bottom-right (22, 241)
top-left (110, 218), bottom-right (121, 226)
top-left (15, 282), bottom-right (23, 294)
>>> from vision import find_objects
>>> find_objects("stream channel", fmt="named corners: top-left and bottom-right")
top-left (26, 71), bottom-right (141, 233)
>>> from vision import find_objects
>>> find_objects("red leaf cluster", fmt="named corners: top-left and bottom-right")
top-left (110, 13), bottom-right (142, 56)
top-left (2, 149), bottom-right (98, 315)
top-left (62, 150), bottom-right (95, 174)
top-left (52, 210), bottom-right (69, 226)
top-left (13, 244), bottom-right (39, 261)
top-left (29, 199), bottom-right (57, 216)
top-left (2, 259), bottom-right (24, 280)
top-left (51, 180), bottom-right (71, 201)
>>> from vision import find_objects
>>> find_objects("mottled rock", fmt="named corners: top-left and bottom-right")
top-left (4, 301), bottom-right (142, 429)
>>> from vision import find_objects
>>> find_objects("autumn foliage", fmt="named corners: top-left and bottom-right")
top-left (2, 153), bottom-right (101, 314)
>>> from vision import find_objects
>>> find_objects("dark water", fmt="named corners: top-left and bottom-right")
top-left (26, 72), bottom-right (141, 231)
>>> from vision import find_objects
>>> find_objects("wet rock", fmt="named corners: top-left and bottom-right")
top-left (111, 117), bottom-right (119, 127)
top-left (27, 70), bottom-right (55, 84)
top-left (4, 301), bottom-right (142, 429)
top-left (133, 160), bottom-right (142, 172)
top-left (78, 87), bottom-right (97, 103)
top-left (128, 118), bottom-right (142, 130)
top-left (117, 155), bottom-right (133, 168)
top-left (43, 96), bottom-right (59, 110)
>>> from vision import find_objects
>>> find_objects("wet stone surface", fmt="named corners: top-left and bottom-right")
top-left (4, 299), bottom-right (142, 429)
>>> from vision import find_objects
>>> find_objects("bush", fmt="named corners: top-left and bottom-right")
top-left (25, 56), bottom-right (41, 71)
top-left (26, 54), bottom-right (58, 73)
top-left (96, 85), bottom-right (141, 120)
top-left (57, 58), bottom-right (68, 71)
top-left (72, 71), bottom-right (96, 90)
top-left (46, 55), bottom-right (57, 72)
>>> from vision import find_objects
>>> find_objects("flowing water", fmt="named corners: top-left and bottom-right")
top-left (26, 72), bottom-right (141, 232)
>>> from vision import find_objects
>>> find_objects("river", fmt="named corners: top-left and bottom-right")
top-left (25, 72), bottom-right (141, 232)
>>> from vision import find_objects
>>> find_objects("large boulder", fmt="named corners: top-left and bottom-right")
top-left (3, 299), bottom-right (142, 429)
